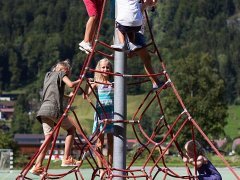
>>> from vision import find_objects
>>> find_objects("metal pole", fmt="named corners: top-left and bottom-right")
top-left (113, 42), bottom-right (127, 179)
top-left (113, 1), bottom-right (127, 179)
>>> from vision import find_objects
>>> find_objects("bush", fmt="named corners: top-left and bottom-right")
top-left (234, 97), bottom-right (240, 105)
top-left (235, 145), bottom-right (240, 155)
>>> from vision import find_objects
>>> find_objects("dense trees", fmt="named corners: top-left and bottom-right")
top-left (0, 0), bottom-right (87, 90)
top-left (169, 53), bottom-right (227, 141)
top-left (155, 0), bottom-right (240, 103)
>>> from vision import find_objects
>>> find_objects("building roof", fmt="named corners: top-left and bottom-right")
top-left (14, 134), bottom-right (66, 145)
top-left (0, 101), bottom-right (15, 107)
top-left (0, 94), bottom-right (18, 100)
top-left (0, 108), bottom-right (14, 113)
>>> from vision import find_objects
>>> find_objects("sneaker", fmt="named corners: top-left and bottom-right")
top-left (61, 156), bottom-right (82, 167)
top-left (79, 46), bottom-right (89, 54)
top-left (128, 42), bottom-right (142, 51)
top-left (30, 165), bottom-right (44, 176)
top-left (79, 41), bottom-right (92, 54)
top-left (111, 43), bottom-right (125, 51)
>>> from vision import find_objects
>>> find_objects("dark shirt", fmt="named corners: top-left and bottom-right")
top-left (198, 160), bottom-right (222, 180)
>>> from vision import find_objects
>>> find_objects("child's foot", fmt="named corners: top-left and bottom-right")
top-left (128, 42), bottom-right (141, 51)
top-left (30, 165), bottom-right (44, 176)
top-left (100, 170), bottom-right (106, 179)
top-left (111, 43), bottom-right (125, 51)
top-left (79, 46), bottom-right (90, 54)
top-left (61, 156), bottom-right (82, 167)
top-left (79, 41), bottom-right (92, 54)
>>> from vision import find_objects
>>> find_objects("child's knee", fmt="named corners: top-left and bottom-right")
top-left (90, 15), bottom-right (98, 22)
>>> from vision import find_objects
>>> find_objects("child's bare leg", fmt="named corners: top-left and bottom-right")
top-left (84, 16), bottom-right (98, 43)
top-left (96, 134), bottom-right (104, 177)
top-left (137, 48), bottom-right (161, 86)
top-left (63, 124), bottom-right (75, 160)
top-left (107, 133), bottom-right (113, 167)
top-left (35, 134), bottom-right (52, 167)
top-left (117, 30), bottom-right (125, 44)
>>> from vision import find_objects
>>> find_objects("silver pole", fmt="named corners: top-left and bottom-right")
top-left (113, 1), bottom-right (127, 178)
top-left (113, 42), bottom-right (127, 179)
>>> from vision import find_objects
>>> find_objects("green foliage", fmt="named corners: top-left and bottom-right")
top-left (14, 154), bottom-right (30, 169)
top-left (235, 145), bottom-right (240, 155)
top-left (0, 0), bottom-right (239, 102)
top-left (155, 0), bottom-right (240, 103)
top-left (0, 131), bottom-right (17, 149)
top-left (11, 95), bottom-right (33, 134)
top-left (162, 53), bottom-right (228, 145)
top-left (224, 105), bottom-right (240, 139)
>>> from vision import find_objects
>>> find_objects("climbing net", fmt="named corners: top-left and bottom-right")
top-left (17, 0), bottom-right (239, 179)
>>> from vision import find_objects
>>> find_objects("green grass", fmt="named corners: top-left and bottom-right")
top-left (71, 94), bottom-right (147, 137)
top-left (224, 105), bottom-right (240, 139)
top-left (72, 95), bottom-right (240, 140)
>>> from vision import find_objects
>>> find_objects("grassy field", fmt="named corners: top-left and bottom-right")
top-left (71, 94), bottom-right (148, 137)
top-left (224, 105), bottom-right (240, 139)
top-left (72, 94), bottom-right (240, 140)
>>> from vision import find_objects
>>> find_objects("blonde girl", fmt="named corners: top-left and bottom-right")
top-left (83, 58), bottom-right (114, 178)
top-left (30, 60), bottom-right (81, 176)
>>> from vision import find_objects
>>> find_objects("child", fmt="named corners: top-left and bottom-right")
top-left (83, 58), bottom-right (114, 178)
top-left (111, 0), bottom-right (143, 51)
top-left (30, 60), bottom-right (81, 176)
top-left (133, 0), bottom-right (164, 90)
top-left (183, 140), bottom-right (222, 180)
top-left (79, 0), bottom-right (103, 54)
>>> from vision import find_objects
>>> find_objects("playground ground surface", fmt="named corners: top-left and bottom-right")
top-left (2, 167), bottom-right (240, 180)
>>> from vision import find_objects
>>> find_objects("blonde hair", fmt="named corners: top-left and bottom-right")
top-left (52, 59), bottom-right (71, 74)
top-left (184, 140), bottom-right (205, 156)
top-left (94, 58), bottom-right (113, 82)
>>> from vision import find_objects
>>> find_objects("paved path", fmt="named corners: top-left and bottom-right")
top-left (2, 167), bottom-right (240, 179)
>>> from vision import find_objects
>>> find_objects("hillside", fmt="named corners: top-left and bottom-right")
top-left (72, 95), bottom-right (240, 140)
top-left (0, 0), bottom-right (240, 103)
top-left (71, 94), bottom-right (147, 137)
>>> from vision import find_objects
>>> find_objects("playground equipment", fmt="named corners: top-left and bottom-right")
top-left (17, 0), bottom-right (240, 179)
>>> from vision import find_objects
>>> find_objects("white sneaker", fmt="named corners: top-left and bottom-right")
top-left (79, 41), bottom-right (92, 54)
top-left (111, 43), bottom-right (125, 51)
top-left (128, 42), bottom-right (142, 51)
top-left (79, 46), bottom-right (89, 54)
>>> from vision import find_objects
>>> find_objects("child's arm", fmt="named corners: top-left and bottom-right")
top-left (182, 155), bottom-right (189, 163)
top-left (63, 76), bottom-right (81, 88)
top-left (182, 155), bottom-right (206, 168)
top-left (142, 0), bottom-right (157, 12)
top-left (64, 92), bottom-right (74, 98)
top-left (82, 80), bottom-right (96, 99)
top-left (189, 156), bottom-right (205, 168)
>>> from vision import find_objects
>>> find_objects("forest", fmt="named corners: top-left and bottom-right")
top-left (0, 0), bottom-right (240, 148)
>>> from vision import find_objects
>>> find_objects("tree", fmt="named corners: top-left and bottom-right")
top-left (162, 53), bottom-right (228, 145)
top-left (11, 95), bottom-right (32, 134)
top-left (0, 131), bottom-right (17, 149)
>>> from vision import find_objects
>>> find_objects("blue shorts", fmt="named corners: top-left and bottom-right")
top-left (134, 32), bottom-right (146, 47)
